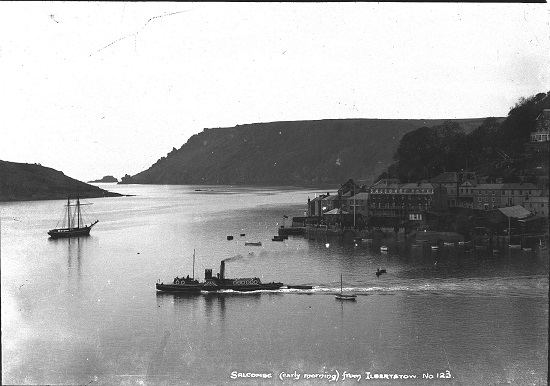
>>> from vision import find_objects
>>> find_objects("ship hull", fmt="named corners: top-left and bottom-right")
top-left (48, 226), bottom-right (92, 239)
top-left (201, 282), bottom-right (284, 292)
top-left (156, 282), bottom-right (285, 293)
top-left (155, 283), bottom-right (202, 293)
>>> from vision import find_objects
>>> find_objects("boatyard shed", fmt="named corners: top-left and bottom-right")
top-left (485, 205), bottom-right (537, 235)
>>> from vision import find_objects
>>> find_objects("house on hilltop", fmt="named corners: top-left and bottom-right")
top-left (525, 109), bottom-right (550, 153)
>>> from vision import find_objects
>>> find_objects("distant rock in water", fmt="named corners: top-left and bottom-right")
top-left (0, 160), bottom-right (124, 202)
top-left (88, 175), bottom-right (118, 183)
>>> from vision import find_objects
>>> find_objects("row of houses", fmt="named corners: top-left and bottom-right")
top-left (307, 173), bottom-right (549, 223)
top-left (431, 172), bottom-right (547, 214)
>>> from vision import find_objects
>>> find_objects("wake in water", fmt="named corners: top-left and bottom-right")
top-left (249, 275), bottom-right (549, 298)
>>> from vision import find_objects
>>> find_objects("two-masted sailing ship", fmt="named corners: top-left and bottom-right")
top-left (47, 196), bottom-right (98, 238)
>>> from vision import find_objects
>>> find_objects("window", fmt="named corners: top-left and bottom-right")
top-left (478, 198), bottom-right (482, 202)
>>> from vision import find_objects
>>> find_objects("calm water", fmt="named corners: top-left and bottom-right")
top-left (1, 185), bottom-right (548, 386)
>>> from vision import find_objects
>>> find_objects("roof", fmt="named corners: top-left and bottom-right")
top-left (324, 208), bottom-right (349, 215)
top-left (460, 180), bottom-right (477, 187)
top-left (350, 192), bottom-right (369, 200)
top-left (474, 183), bottom-right (504, 190)
top-left (430, 172), bottom-right (458, 183)
top-left (501, 183), bottom-right (539, 190)
top-left (400, 182), bottom-right (434, 190)
top-left (372, 179), bottom-right (399, 187)
top-left (497, 205), bottom-right (532, 219)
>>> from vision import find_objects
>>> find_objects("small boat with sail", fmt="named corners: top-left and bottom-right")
top-left (335, 274), bottom-right (356, 300)
top-left (48, 196), bottom-right (98, 238)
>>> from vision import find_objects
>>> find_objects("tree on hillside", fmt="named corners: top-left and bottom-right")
top-left (391, 122), bottom-right (466, 182)
top-left (432, 121), bottom-right (467, 172)
top-left (393, 126), bottom-right (438, 181)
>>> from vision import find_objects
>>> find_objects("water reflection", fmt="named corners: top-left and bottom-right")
top-left (48, 236), bottom-right (90, 290)
top-left (155, 291), bottom-right (267, 324)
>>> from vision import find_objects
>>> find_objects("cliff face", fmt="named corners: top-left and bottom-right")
top-left (0, 161), bottom-right (123, 201)
top-left (128, 118), bottom-right (492, 187)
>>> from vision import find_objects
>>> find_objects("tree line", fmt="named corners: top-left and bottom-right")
top-left (379, 91), bottom-right (550, 183)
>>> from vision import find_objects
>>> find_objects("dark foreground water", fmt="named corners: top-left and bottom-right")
top-left (1, 185), bottom-right (548, 385)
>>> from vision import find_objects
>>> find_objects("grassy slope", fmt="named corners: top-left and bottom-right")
top-left (0, 161), bottom-right (123, 202)
top-left (132, 118), bottom-right (496, 187)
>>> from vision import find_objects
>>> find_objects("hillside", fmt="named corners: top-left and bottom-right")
top-left (0, 161), bottom-right (123, 201)
top-left (126, 118), bottom-right (495, 187)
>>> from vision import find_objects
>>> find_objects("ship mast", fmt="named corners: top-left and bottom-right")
top-left (67, 197), bottom-right (71, 229)
top-left (77, 196), bottom-right (81, 228)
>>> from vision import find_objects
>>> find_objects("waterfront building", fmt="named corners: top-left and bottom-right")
top-left (430, 172), bottom-right (459, 207)
top-left (346, 192), bottom-right (369, 217)
top-left (368, 179), bottom-right (402, 218)
top-left (485, 205), bottom-right (535, 235)
top-left (308, 193), bottom-right (336, 216)
top-left (522, 195), bottom-right (549, 217)
top-left (431, 171), bottom-right (476, 207)
top-left (500, 183), bottom-right (541, 207)
top-left (368, 180), bottom-right (441, 224)
top-left (472, 183), bottom-right (504, 210)
top-left (458, 180), bottom-right (476, 208)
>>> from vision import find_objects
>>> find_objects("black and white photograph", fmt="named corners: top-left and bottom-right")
top-left (1, 2), bottom-right (549, 385)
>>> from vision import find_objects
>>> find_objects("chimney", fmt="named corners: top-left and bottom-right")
top-left (220, 260), bottom-right (225, 281)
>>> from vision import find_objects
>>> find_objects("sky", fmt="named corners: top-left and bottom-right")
top-left (1, 2), bottom-right (549, 182)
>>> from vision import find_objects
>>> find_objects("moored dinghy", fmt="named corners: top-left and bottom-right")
top-left (245, 241), bottom-right (262, 246)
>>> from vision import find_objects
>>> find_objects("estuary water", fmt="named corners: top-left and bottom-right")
top-left (1, 184), bottom-right (548, 386)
